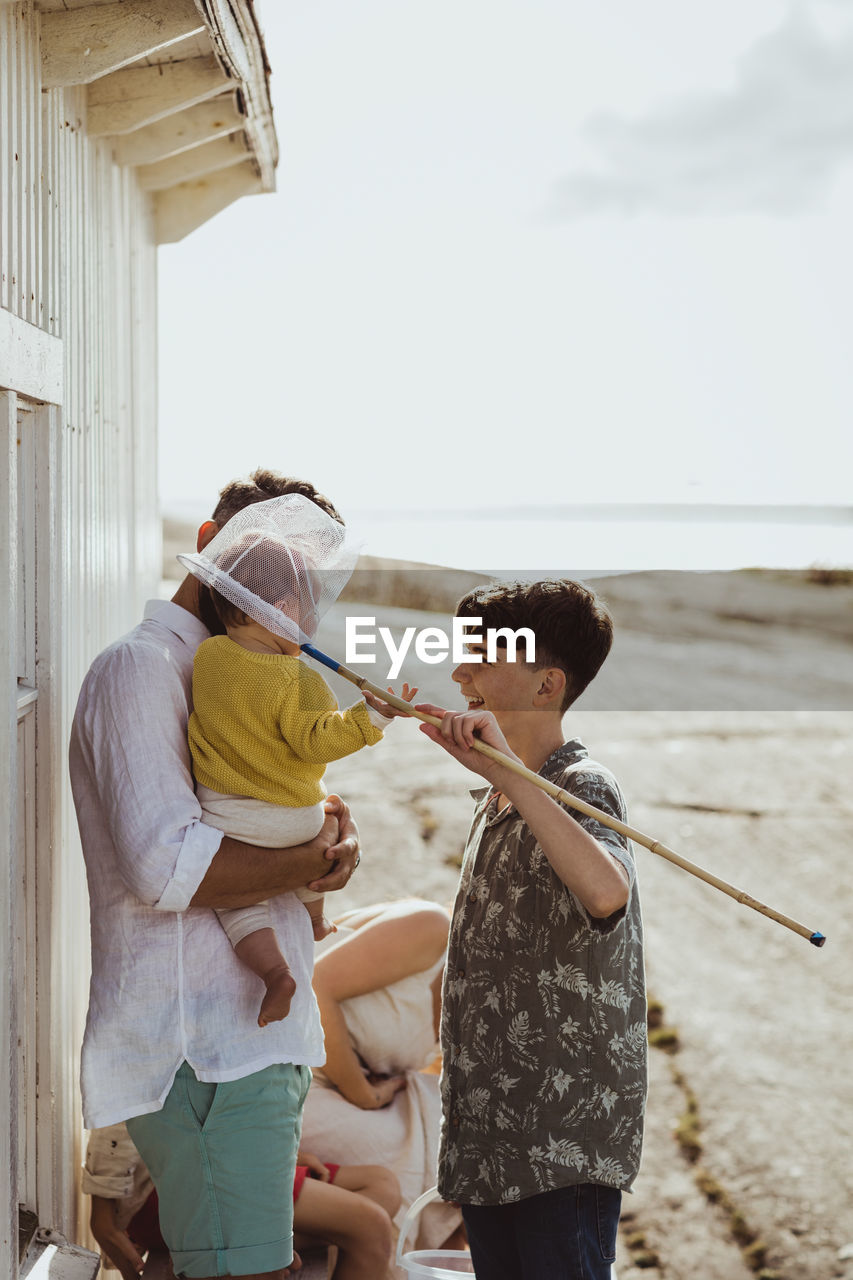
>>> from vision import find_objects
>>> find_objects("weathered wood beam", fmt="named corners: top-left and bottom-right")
top-left (87, 55), bottom-right (230, 137)
top-left (0, 311), bottom-right (63, 404)
top-left (39, 0), bottom-right (205, 89)
top-left (154, 159), bottom-right (262, 243)
top-left (136, 133), bottom-right (247, 191)
top-left (112, 94), bottom-right (244, 167)
top-left (200, 0), bottom-right (277, 191)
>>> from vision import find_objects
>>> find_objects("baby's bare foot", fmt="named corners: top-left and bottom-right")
top-left (312, 915), bottom-right (337, 942)
top-left (258, 964), bottom-right (296, 1026)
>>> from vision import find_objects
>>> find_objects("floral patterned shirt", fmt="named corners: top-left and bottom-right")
top-left (438, 740), bottom-right (647, 1205)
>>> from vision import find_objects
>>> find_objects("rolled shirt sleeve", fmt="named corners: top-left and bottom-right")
top-left (82, 1123), bottom-right (154, 1230)
top-left (154, 819), bottom-right (224, 912)
top-left (556, 763), bottom-right (635, 934)
top-left (82, 1123), bottom-right (147, 1199)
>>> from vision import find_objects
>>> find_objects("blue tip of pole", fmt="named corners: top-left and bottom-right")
top-left (300, 643), bottom-right (341, 674)
top-left (809, 931), bottom-right (826, 948)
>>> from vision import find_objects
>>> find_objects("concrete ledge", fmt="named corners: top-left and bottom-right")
top-left (20, 1232), bottom-right (99, 1280)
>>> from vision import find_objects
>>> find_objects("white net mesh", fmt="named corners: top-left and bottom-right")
top-left (176, 493), bottom-right (358, 645)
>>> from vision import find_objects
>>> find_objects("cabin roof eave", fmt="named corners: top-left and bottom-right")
top-left (35, 0), bottom-right (278, 240)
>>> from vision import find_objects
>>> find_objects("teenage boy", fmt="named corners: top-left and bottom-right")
top-left (70, 470), bottom-right (360, 1280)
top-left (418, 579), bottom-right (646, 1280)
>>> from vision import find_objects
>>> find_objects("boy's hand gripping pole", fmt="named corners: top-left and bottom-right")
top-left (301, 643), bottom-right (826, 949)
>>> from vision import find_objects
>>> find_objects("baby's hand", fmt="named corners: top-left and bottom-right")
top-left (363, 682), bottom-right (418, 720)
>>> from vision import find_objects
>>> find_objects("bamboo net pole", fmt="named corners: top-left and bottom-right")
top-left (302, 643), bottom-right (826, 949)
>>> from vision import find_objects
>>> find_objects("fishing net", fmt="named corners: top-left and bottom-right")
top-left (176, 493), bottom-right (358, 645)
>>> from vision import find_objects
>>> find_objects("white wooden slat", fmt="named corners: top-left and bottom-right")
top-left (27, 2), bottom-right (40, 328)
top-left (16, 401), bottom-right (35, 684)
top-left (21, 3), bottom-right (30, 319)
top-left (86, 54), bottom-right (230, 136)
top-left (15, 3), bottom-right (26, 318)
top-left (15, 708), bottom-right (37, 1210)
top-left (14, 403), bottom-right (39, 1228)
top-left (0, 10), bottom-right (9, 314)
top-left (136, 131), bottom-right (248, 191)
top-left (112, 92), bottom-right (245, 166)
top-left (34, 403), bottom-right (74, 1233)
top-left (40, 74), bottom-right (55, 331)
top-left (154, 157), bottom-right (261, 243)
top-left (20, 3), bottom-right (32, 323)
top-left (10, 396), bottom-right (39, 1223)
top-left (39, 0), bottom-right (206, 89)
top-left (9, 6), bottom-right (21, 317)
top-left (0, 387), bottom-right (20, 1280)
top-left (3, 7), bottom-right (13, 312)
top-left (50, 94), bottom-right (61, 334)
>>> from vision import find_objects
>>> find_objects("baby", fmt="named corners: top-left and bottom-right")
top-left (181, 495), bottom-right (415, 1026)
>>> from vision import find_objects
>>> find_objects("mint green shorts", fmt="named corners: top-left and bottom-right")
top-left (127, 1061), bottom-right (310, 1277)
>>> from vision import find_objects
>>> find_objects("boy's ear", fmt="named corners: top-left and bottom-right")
top-left (197, 520), bottom-right (219, 552)
top-left (535, 667), bottom-right (566, 707)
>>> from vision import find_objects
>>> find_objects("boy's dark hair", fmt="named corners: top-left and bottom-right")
top-left (205, 469), bottom-right (343, 632)
top-left (211, 469), bottom-right (343, 528)
top-left (455, 578), bottom-right (613, 712)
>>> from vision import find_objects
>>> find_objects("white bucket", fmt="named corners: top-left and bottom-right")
top-left (395, 1188), bottom-right (475, 1278)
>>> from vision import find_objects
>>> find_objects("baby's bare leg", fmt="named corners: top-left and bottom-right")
top-left (233, 928), bottom-right (296, 1026)
top-left (304, 894), bottom-right (337, 942)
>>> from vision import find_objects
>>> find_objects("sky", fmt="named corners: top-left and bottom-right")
top-left (158, 1), bottom-right (853, 566)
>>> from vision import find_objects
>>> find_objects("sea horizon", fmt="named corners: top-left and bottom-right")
top-left (162, 499), bottom-right (853, 575)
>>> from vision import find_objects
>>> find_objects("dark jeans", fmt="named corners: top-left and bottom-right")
top-left (461, 1182), bottom-right (621, 1280)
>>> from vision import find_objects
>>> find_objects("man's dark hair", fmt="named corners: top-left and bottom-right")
top-left (211, 469), bottom-right (343, 527)
top-left (455, 578), bottom-right (613, 712)
top-left (202, 469), bottom-right (343, 633)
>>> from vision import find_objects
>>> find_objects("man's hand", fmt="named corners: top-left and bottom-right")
top-left (192, 795), bottom-right (360, 907)
top-left (306, 794), bottom-right (360, 893)
top-left (415, 703), bottom-right (520, 785)
top-left (90, 1197), bottom-right (144, 1280)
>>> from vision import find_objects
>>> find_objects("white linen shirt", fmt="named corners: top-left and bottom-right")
top-left (70, 600), bottom-right (325, 1130)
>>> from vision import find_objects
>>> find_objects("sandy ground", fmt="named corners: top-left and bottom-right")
top-left (161, 542), bottom-right (853, 1279)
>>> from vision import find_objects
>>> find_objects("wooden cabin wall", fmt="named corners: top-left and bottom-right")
top-left (1, 4), bottom-right (160, 1271)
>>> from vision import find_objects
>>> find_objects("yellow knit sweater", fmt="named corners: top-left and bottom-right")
top-left (189, 636), bottom-right (384, 807)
